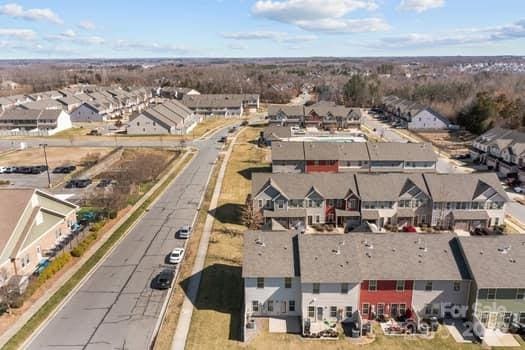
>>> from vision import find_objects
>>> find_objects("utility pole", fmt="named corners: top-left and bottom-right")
top-left (39, 143), bottom-right (51, 188)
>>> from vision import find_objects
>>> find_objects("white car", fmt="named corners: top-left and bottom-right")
top-left (169, 248), bottom-right (185, 264)
top-left (178, 225), bottom-right (192, 239)
top-left (0, 166), bottom-right (6, 174)
top-left (514, 187), bottom-right (525, 194)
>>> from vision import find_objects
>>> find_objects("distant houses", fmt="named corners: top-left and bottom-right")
top-left (127, 100), bottom-right (200, 135)
top-left (182, 94), bottom-right (259, 117)
top-left (267, 102), bottom-right (362, 130)
top-left (381, 95), bottom-right (452, 130)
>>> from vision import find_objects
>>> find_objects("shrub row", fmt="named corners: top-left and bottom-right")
top-left (70, 232), bottom-right (98, 258)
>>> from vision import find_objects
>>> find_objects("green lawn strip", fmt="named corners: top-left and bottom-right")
top-left (2, 151), bottom-right (195, 350)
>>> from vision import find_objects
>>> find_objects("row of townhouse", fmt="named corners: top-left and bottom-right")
top-left (267, 101), bottom-right (362, 130)
top-left (0, 85), bottom-right (154, 122)
top-left (251, 172), bottom-right (508, 231)
top-left (0, 109), bottom-right (72, 135)
top-left (127, 100), bottom-right (201, 135)
top-left (243, 231), bottom-right (525, 337)
top-left (381, 95), bottom-right (452, 130)
top-left (271, 141), bottom-right (438, 174)
top-left (0, 189), bottom-right (78, 289)
top-left (470, 127), bottom-right (525, 182)
top-left (181, 94), bottom-right (260, 117)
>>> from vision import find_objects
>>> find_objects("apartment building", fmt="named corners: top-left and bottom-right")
top-left (458, 236), bottom-right (525, 334)
top-left (0, 109), bottom-right (72, 135)
top-left (381, 95), bottom-right (452, 130)
top-left (251, 172), bottom-right (508, 231)
top-left (0, 189), bottom-right (78, 287)
top-left (470, 127), bottom-right (525, 180)
top-left (271, 141), bottom-right (437, 174)
top-left (267, 102), bottom-right (362, 129)
top-left (243, 231), bottom-right (470, 336)
top-left (182, 94), bottom-right (260, 117)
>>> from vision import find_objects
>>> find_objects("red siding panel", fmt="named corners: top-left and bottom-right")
top-left (359, 280), bottom-right (414, 320)
top-left (306, 160), bottom-right (339, 173)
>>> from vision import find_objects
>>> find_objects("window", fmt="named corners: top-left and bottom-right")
top-left (453, 281), bottom-right (461, 292)
top-left (313, 283), bottom-right (320, 294)
top-left (341, 283), bottom-right (349, 294)
top-left (517, 289), bottom-right (525, 300)
top-left (136, 121), bottom-right (140, 126)
top-left (424, 281), bottom-right (433, 291)
top-left (277, 200), bottom-right (284, 209)
top-left (348, 198), bottom-right (357, 209)
top-left (345, 306), bottom-right (353, 318)
top-left (256, 277), bottom-right (264, 289)
top-left (362, 303), bottom-right (370, 315)
top-left (315, 215), bottom-right (320, 223)
top-left (396, 280), bottom-right (405, 292)
top-left (284, 277), bottom-right (292, 289)
top-left (368, 280), bottom-right (377, 291)
top-left (265, 200), bottom-right (272, 208)
top-left (252, 301), bottom-right (259, 312)
top-left (377, 304), bottom-right (385, 316)
top-left (258, 200), bottom-right (263, 208)
top-left (289, 300), bottom-right (295, 312)
top-left (519, 312), bottom-right (525, 324)
top-left (330, 306), bottom-right (337, 318)
top-left (487, 288), bottom-right (496, 300)
top-left (432, 304), bottom-right (440, 316)
top-left (308, 306), bottom-right (315, 318)
top-left (267, 300), bottom-right (274, 312)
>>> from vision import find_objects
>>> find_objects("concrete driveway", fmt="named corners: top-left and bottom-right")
top-left (25, 126), bottom-right (233, 350)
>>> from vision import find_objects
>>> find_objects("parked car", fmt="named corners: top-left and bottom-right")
top-left (228, 126), bottom-right (237, 133)
top-left (0, 166), bottom-right (7, 174)
top-left (97, 179), bottom-right (112, 188)
top-left (66, 179), bottom-right (92, 188)
top-left (509, 322), bottom-right (525, 335)
top-left (53, 165), bottom-right (76, 174)
top-left (4, 167), bottom-right (16, 173)
top-left (178, 225), bottom-right (192, 239)
top-left (240, 120), bottom-right (248, 126)
top-left (403, 225), bottom-right (417, 233)
top-left (153, 269), bottom-right (175, 290)
top-left (169, 248), bottom-right (185, 264)
top-left (514, 186), bottom-right (525, 194)
top-left (218, 136), bottom-right (227, 143)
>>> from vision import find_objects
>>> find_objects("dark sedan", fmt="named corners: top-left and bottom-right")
top-left (153, 269), bottom-right (175, 290)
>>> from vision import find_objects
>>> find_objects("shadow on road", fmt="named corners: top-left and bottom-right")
top-left (180, 263), bottom-right (243, 341)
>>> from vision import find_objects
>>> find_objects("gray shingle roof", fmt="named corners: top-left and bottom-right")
top-left (458, 236), bottom-right (525, 289)
top-left (242, 231), bottom-right (299, 278)
top-left (271, 141), bottom-right (304, 161)
top-left (367, 142), bottom-right (437, 162)
top-left (356, 173), bottom-right (430, 201)
top-left (424, 173), bottom-right (509, 202)
top-left (267, 104), bottom-right (304, 117)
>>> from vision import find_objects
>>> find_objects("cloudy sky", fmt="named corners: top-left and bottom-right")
top-left (0, 0), bottom-right (524, 58)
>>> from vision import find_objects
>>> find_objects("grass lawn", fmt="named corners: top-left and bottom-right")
top-left (184, 126), bottom-right (270, 350)
top-left (51, 127), bottom-right (90, 137)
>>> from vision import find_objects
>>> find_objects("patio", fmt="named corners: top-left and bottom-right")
top-left (483, 329), bottom-right (521, 347)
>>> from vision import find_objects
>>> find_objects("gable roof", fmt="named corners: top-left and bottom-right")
top-left (356, 173), bottom-right (429, 201)
top-left (367, 142), bottom-right (437, 162)
top-left (424, 173), bottom-right (509, 202)
top-left (0, 109), bottom-right (63, 121)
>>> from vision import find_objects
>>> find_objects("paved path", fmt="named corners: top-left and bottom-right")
top-left (24, 126), bottom-right (232, 350)
top-left (171, 128), bottom-right (241, 350)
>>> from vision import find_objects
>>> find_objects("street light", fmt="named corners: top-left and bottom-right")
top-left (39, 143), bottom-right (51, 188)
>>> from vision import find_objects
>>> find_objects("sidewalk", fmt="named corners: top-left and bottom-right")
top-left (0, 151), bottom-right (192, 349)
top-left (170, 128), bottom-right (243, 350)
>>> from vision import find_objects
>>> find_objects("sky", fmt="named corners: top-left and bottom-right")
top-left (0, 0), bottom-right (524, 58)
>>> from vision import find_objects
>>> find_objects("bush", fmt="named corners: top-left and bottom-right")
top-left (70, 233), bottom-right (98, 258)
top-left (0, 302), bottom-right (7, 315)
top-left (89, 221), bottom-right (105, 233)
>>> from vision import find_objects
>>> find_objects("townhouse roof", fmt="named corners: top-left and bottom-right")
top-left (267, 104), bottom-right (304, 117)
top-left (271, 141), bottom-right (437, 162)
top-left (182, 94), bottom-right (244, 109)
top-left (424, 173), bottom-right (509, 202)
top-left (263, 126), bottom-right (292, 141)
top-left (20, 99), bottom-right (64, 110)
top-left (354, 233), bottom-right (468, 282)
top-left (133, 100), bottom-right (193, 129)
top-left (303, 142), bottom-right (340, 160)
top-left (423, 107), bottom-right (451, 126)
top-left (252, 173), bottom-right (359, 200)
top-left (298, 233), bottom-right (467, 283)
top-left (306, 105), bottom-right (352, 118)
top-left (242, 231), bottom-right (299, 278)
top-left (298, 234), bottom-right (361, 283)
top-left (355, 173), bottom-right (430, 202)
top-left (57, 96), bottom-right (82, 106)
top-left (0, 109), bottom-right (63, 121)
top-left (458, 236), bottom-right (525, 289)
top-left (367, 142), bottom-right (437, 162)
top-left (272, 141), bottom-right (304, 161)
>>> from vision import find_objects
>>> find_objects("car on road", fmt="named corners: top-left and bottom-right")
top-left (97, 179), bottom-right (112, 188)
top-left (514, 186), bottom-right (525, 194)
top-left (218, 136), bottom-right (227, 143)
top-left (178, 225), bottom-right (192, 239)
top-left (53, 165), bottom-right (76, 174)
top-left (0, 166), bottom-right (7, 173)
top-left (153, 268), bottom-right (175, 290)
top-left (169, 248), bottom-right (185, 264)
top-left (228, 126), bottom-right (237, 133)
top-left (66, 178), bottom-right (92, 188)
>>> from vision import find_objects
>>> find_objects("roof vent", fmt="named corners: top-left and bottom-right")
top-left (332, 248), bottom-right (341, 255)
top-left (255, 238), bottom-right (265, 247)
top-left (509, 258), bottom-right (516, 263)
top-left (365, 252), bottom-right (372, 258)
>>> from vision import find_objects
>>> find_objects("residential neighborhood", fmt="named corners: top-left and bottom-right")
top-left (0, 2), bottom-right (524, 349)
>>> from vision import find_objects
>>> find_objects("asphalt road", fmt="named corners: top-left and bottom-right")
top-left (25, 127), bottom-right (230, 350)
